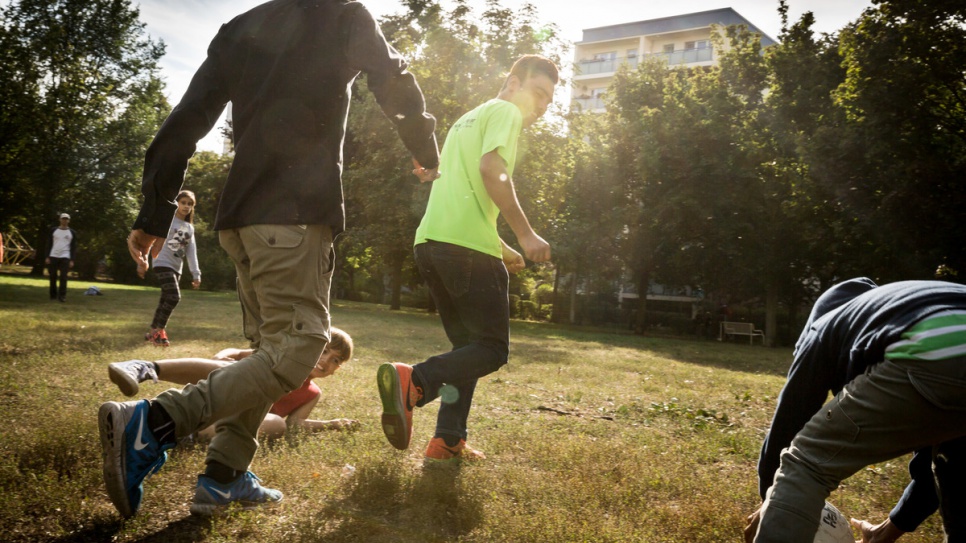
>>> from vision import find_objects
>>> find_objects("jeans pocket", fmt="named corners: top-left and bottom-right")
top-left (798, 394), bottom-right (860, 465)
top-left (908, 369), bottom-right (966, 411)
top-left (431, 247), bottom-right (473, 299)
top-left (250, 224), bottom-right (307, 249)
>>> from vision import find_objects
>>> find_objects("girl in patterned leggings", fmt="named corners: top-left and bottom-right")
top-left (144, 190), bottom-right (201, 347)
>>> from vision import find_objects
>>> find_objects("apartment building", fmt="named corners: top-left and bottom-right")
top-left (572, 8), bottom-right (777, 112)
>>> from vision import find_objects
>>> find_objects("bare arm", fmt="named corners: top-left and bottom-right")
top-left (154, 358), bottom-right (232, 385)
top-left (284, 395), bottom-right (360, 432)
top-left (479, 150), bottom-right (550, 262)
top-left (211, 347), bottom-right (254, 361)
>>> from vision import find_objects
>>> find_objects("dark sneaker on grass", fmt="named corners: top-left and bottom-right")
top-left (98, 400), bottom-right (172, 518)
top-left (189, 471), bottom-right (283, 516)
top-left (377, 362), bottom-right (422, 450)
top-left (108, 360), bottom-right (158, 397)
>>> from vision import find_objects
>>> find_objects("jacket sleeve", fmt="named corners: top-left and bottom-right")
top-left (69, 228), bottom-right (78, 260)
top-left (757, 345), bottom-right (835, 499)
top-left (134, 29), bottom-right (231, 237)
top-left (889, 450), bottom-right (939, 532)
top-left (345, 4), bottom-right (439, 169)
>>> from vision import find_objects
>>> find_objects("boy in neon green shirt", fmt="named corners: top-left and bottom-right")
top-left (378, 55), bottom-right (558, 460)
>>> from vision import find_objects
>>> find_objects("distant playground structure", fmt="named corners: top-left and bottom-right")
top-left (1, 227), bottom-right (35, 266)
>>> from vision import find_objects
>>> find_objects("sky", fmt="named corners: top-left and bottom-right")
top-left (137, 0), bottom-right (874, 152)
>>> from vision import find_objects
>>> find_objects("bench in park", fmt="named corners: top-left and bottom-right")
top-left (719, 321), bottom-right (765, 345)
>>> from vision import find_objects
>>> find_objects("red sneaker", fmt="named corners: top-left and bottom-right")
top-left (145, 328), bottom-right (169, 347)
top-left (377, 363), bottom-right (422, 450)
top-left (424, 437), bottom-right (486, 462)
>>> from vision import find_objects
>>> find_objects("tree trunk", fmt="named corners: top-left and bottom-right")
top-left (765, 280), bottom-right (778, 347)
top-left (569, 271), bottom-right (578, 324)
top-left (388, 251), bottom-right (403, 311)
top-left (550, 267), bottom-right (562, 323)
top-left (634, 269), bottom-right (649, 334)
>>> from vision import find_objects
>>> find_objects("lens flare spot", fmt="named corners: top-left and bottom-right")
top-left (440, 384), bottom-right (460, 404)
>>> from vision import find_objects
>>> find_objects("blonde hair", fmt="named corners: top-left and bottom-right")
top-left (328, 327), bottom-right (353, 364)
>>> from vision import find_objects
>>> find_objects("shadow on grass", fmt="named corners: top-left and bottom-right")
top-left (49, 516), bottom-right (208, 543)
top-left (309, 459), bottom-right (484, 542)
top-left (511, 321), bottom-right (793, 378)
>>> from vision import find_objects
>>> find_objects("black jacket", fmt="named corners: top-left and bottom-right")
top-left (134, 0), bottom-right (439, 237)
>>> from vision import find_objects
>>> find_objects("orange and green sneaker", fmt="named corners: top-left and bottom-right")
top-left (377, 363), bottom-right (422, 450)
top-left (424, 437), bottom-right (486, 462)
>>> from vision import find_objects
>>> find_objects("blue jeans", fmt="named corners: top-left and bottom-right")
top-left (755, 356), bottom-right (966, 543)
top-left (413, 241), bottom-right (509, 442)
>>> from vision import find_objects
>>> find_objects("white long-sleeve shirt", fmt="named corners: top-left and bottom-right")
top-left (152, 216), bottom-right (200, 281)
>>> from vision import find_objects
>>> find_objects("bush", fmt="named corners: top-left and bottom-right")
top-left (519, 300), bottom-right (537, 320)
top-left (508, 294), bottom-right (521, 318)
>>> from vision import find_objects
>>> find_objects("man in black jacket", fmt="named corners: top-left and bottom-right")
top-left (99, 0), bottom-right (440, 519)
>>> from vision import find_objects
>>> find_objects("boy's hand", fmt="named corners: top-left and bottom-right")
top-left (519, 232), bottom-right (551, 263)
top-left (502, 245), bottom-right (526, 273)
top-left (744, 506), bottom-right (761, 543)
top-left (850, 518), bottom-right (904, 543)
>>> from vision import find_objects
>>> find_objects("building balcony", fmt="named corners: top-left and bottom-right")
top-left (571, 96), bottom-right (608, 111)
top-left (575, 55), bottom-right (639, 77)
top-left (575, 47), bottom-right (713, 78)
top-left (652, 46), bottom-right (713, 65)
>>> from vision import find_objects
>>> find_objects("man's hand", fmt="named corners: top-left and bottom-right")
top-left (518, 232), bottom-right (551, 263)
top-left (744, 506), bottom-right (762, 543)
top-left (850, 518), bottom-right (905, 543)
top-left (412, 158), bottom-right (440, 183)
top-left (127, 229), bottom-right (163, 278)
top-left (192, 279), bottom-right (201, 290)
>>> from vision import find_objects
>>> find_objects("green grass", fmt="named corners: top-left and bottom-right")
top-left (0, 272), bottom-right (944, 542)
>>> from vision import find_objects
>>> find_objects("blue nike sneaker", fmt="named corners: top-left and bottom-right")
top-left (189, 471), bottom-right (284, 516)
top-left (98, 400), bottom-right (172, 518)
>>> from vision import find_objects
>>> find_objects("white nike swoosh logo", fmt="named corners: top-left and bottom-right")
top-left (211, 487), bottom-right (232, 500)
top-left (134, 412), bottom-right (149, 450)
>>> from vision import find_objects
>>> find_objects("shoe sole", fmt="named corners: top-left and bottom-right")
top-left (377, 364), bottom-right (411, 450)
top-left (98, 402), bottom-right (134, 518)
top-left (108, 364), bottom-right (139, 397)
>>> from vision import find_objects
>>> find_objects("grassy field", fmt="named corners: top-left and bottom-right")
top-left (0, 271), bottom-right (944, 542)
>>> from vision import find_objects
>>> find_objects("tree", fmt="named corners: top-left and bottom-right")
top-left (829, 0), bottom-right (966, 280)
top-left (0, 0), bottom-right (167, 279)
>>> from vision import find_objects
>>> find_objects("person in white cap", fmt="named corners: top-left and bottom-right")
top-left (45, 213), bottom-right (77, 302)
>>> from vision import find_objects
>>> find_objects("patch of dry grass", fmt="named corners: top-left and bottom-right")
top-left (0, 273), bottom-right (945, 542)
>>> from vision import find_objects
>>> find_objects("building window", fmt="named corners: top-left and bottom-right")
top-left (593, 51), bottom-right (617, 61)
top-left (626, 48), bottom-right (638, 58)
top-left (685, 40), bottom-right (709, 50)
top-left (663, 43), bottom-right (674, 53)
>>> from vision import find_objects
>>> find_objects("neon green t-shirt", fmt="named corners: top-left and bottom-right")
top-left (414, 99), bottom-right (523, 258)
